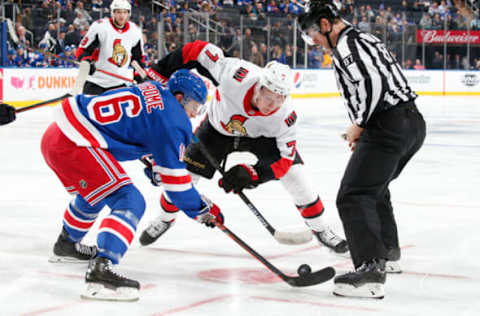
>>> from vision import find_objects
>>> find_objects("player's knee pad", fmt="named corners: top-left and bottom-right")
top-left (280, 164), bottom-right (318, 206)
top-left (103, 184), bottom-right (146, 225)
top-left (62, 195), bottom-right (104, 242)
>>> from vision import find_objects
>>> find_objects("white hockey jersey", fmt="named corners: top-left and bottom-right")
top-left (193, 43), bottom-right (299, 178)
top-left (77, 18), bottom-right (144, 88)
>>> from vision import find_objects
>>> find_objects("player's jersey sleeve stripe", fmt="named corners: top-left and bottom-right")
top-left (55, 97), bottom-right (108, 148)
top-left (153, 165), bottom-right (190, 177)
top-left (270, 157), bottom-right (293, 179)
top-left (182, 40), bottom-right (208, 64)
top-left (152, 165), bottom-right (193, 191)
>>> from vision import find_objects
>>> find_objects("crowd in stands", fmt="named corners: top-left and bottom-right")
top-left (2, 0), bottom-right (480, 70)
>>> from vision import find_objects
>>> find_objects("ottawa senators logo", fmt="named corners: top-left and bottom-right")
top-left (221, 114), bottom-right (248, 136)
top-left (108, 39), bottom-right (128, 67)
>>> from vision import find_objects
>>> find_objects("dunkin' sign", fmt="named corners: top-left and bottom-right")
top-left (417, 30), bottom-right (480, 44)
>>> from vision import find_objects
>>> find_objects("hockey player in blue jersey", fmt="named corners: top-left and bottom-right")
top-left (40, 69), bottom-right (224, 301)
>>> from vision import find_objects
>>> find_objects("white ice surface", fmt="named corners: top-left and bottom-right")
top-left (0, 96), bottom-right (479, 316)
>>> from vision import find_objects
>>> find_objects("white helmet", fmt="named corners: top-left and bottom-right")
top-left (258, 61), bottom-right (292, 96)
top-left (110, 0), bottom-right (131, 13)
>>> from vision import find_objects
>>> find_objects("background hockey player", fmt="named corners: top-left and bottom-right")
top-left (76, 0), bottom-right (145, 94)
top-left (38, 70), bottom-right (224, 301)
top-left (138, 40), bottom-right (348, 255)
top-left (299, 0), bottom-right (426, 298)
top-left (0, 103), bottom-right (16, 126)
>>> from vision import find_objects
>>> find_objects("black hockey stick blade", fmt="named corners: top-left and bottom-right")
top-left (284, 266), bottom-right (335, 287)
top-left (217, 222), bottom-right (335, 287)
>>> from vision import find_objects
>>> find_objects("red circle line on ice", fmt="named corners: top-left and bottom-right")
top-left (197, 268), bottom-right (284, 284)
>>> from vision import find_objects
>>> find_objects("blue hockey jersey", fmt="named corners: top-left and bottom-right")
top-left (55, 81), bottom-right (204, 217)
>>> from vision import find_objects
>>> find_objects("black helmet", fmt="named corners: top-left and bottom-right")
top-left (298, 0), bottom-right (340, 32)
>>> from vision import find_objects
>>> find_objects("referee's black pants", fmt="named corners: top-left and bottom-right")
top-left (336, 101), bottom-right (426, 268)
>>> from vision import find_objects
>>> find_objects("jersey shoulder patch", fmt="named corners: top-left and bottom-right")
top-left (233, 66), bottom-right (249, 82)
top-left (284, 110), bottom-right (297, 127)
top-left (342, 54), bottom-right (354, 67)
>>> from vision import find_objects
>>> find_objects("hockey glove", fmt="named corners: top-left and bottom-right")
top-left (219, 164), bottom-right (259, 194)
top-left (0, 103), bottom-right (16, 125)
top-left (195, 195), bottom-right (224, 228)
top-left (134, 74), bottom-right (147, 84)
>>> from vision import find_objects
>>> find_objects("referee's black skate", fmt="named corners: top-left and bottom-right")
top-left (49, 227), bottom-right (97, 263)
top-left (386, 247), bottom-right (402, 273)
top-left (81, 256), bottom-right (140, 302)
top-left (139, 218), bottom-right (174, 246)
top-left (313, 228), bottom-right (349, 254)
top-left (333, 258), bottom-right (386, 299)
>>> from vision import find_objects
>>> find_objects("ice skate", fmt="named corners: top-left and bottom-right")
top-left (81, 257), bottom-right (140, 302)
top-left (313, 227), bottom-right (349, 255)
top-left (386, 247), bottom-right (402, 273)
top-left (49, 227), bottom-right (97, 263)
top-left (139, 218), bottom-right (175, 246)
top-left (333, 259), bottom-right (386, 299)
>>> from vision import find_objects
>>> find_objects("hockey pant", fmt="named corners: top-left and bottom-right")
top-left (41, 123), bottom-right (145, 264)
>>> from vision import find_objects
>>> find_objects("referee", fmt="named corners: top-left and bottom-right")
top-left (299, 0), bottom-right (426, 298)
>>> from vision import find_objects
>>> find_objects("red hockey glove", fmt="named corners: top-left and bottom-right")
top-left (219, 164), bottom-right (259, 194)
top-left (195, 195), bottom-right (224, 228)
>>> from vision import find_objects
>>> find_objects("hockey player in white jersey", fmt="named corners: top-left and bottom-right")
top-left (76, 0), bottom-right (145, 95)
top-left (139, 40), bottom-right (348, 255)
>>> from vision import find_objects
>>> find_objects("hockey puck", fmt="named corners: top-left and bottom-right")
top-left (297, 264), bottom-right (312, 276)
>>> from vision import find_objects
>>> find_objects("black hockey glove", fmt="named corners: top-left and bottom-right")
top-left (219, 164), bottom-right (259, 194)
top-left (0, 103), bottom-right (16, 125)
top-left (134, 73), bottom-right (147, 84)
top-left (87, 60), bottom-right (96, 75)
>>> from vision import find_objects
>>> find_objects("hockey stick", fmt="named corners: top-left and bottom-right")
top-left (34, 47), bottom-right (136, 84)
top-left (216, 221), bottom-right (335, 287)
top-left (192, 135), bottom-right (313, 245)
top-left (131, 60), bottom-right (148, 80)
top-left (16, 60), bottom-right (90, 113)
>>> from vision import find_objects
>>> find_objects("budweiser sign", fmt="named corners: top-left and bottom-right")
top-left (417, 30), bottom-right (480, 44)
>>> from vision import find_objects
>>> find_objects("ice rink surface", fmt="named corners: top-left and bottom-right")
top-left (0, 96), bottom-right (479, 316)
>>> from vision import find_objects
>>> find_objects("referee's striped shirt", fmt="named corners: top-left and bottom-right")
top-left (331, 24), bottom-right (417, 127)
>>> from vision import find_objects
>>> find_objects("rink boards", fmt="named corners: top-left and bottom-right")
top-left (0, 67), bottom-right (479, 108)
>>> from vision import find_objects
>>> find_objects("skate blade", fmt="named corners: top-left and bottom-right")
top-left (386, 261), bottom-right (402, 274)
top-left (333, 282), bottom-right (385, 299)
top-left (81, 283), bottom-right (139, 302)
top-left (48, 255), bottom-right (90, 264)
